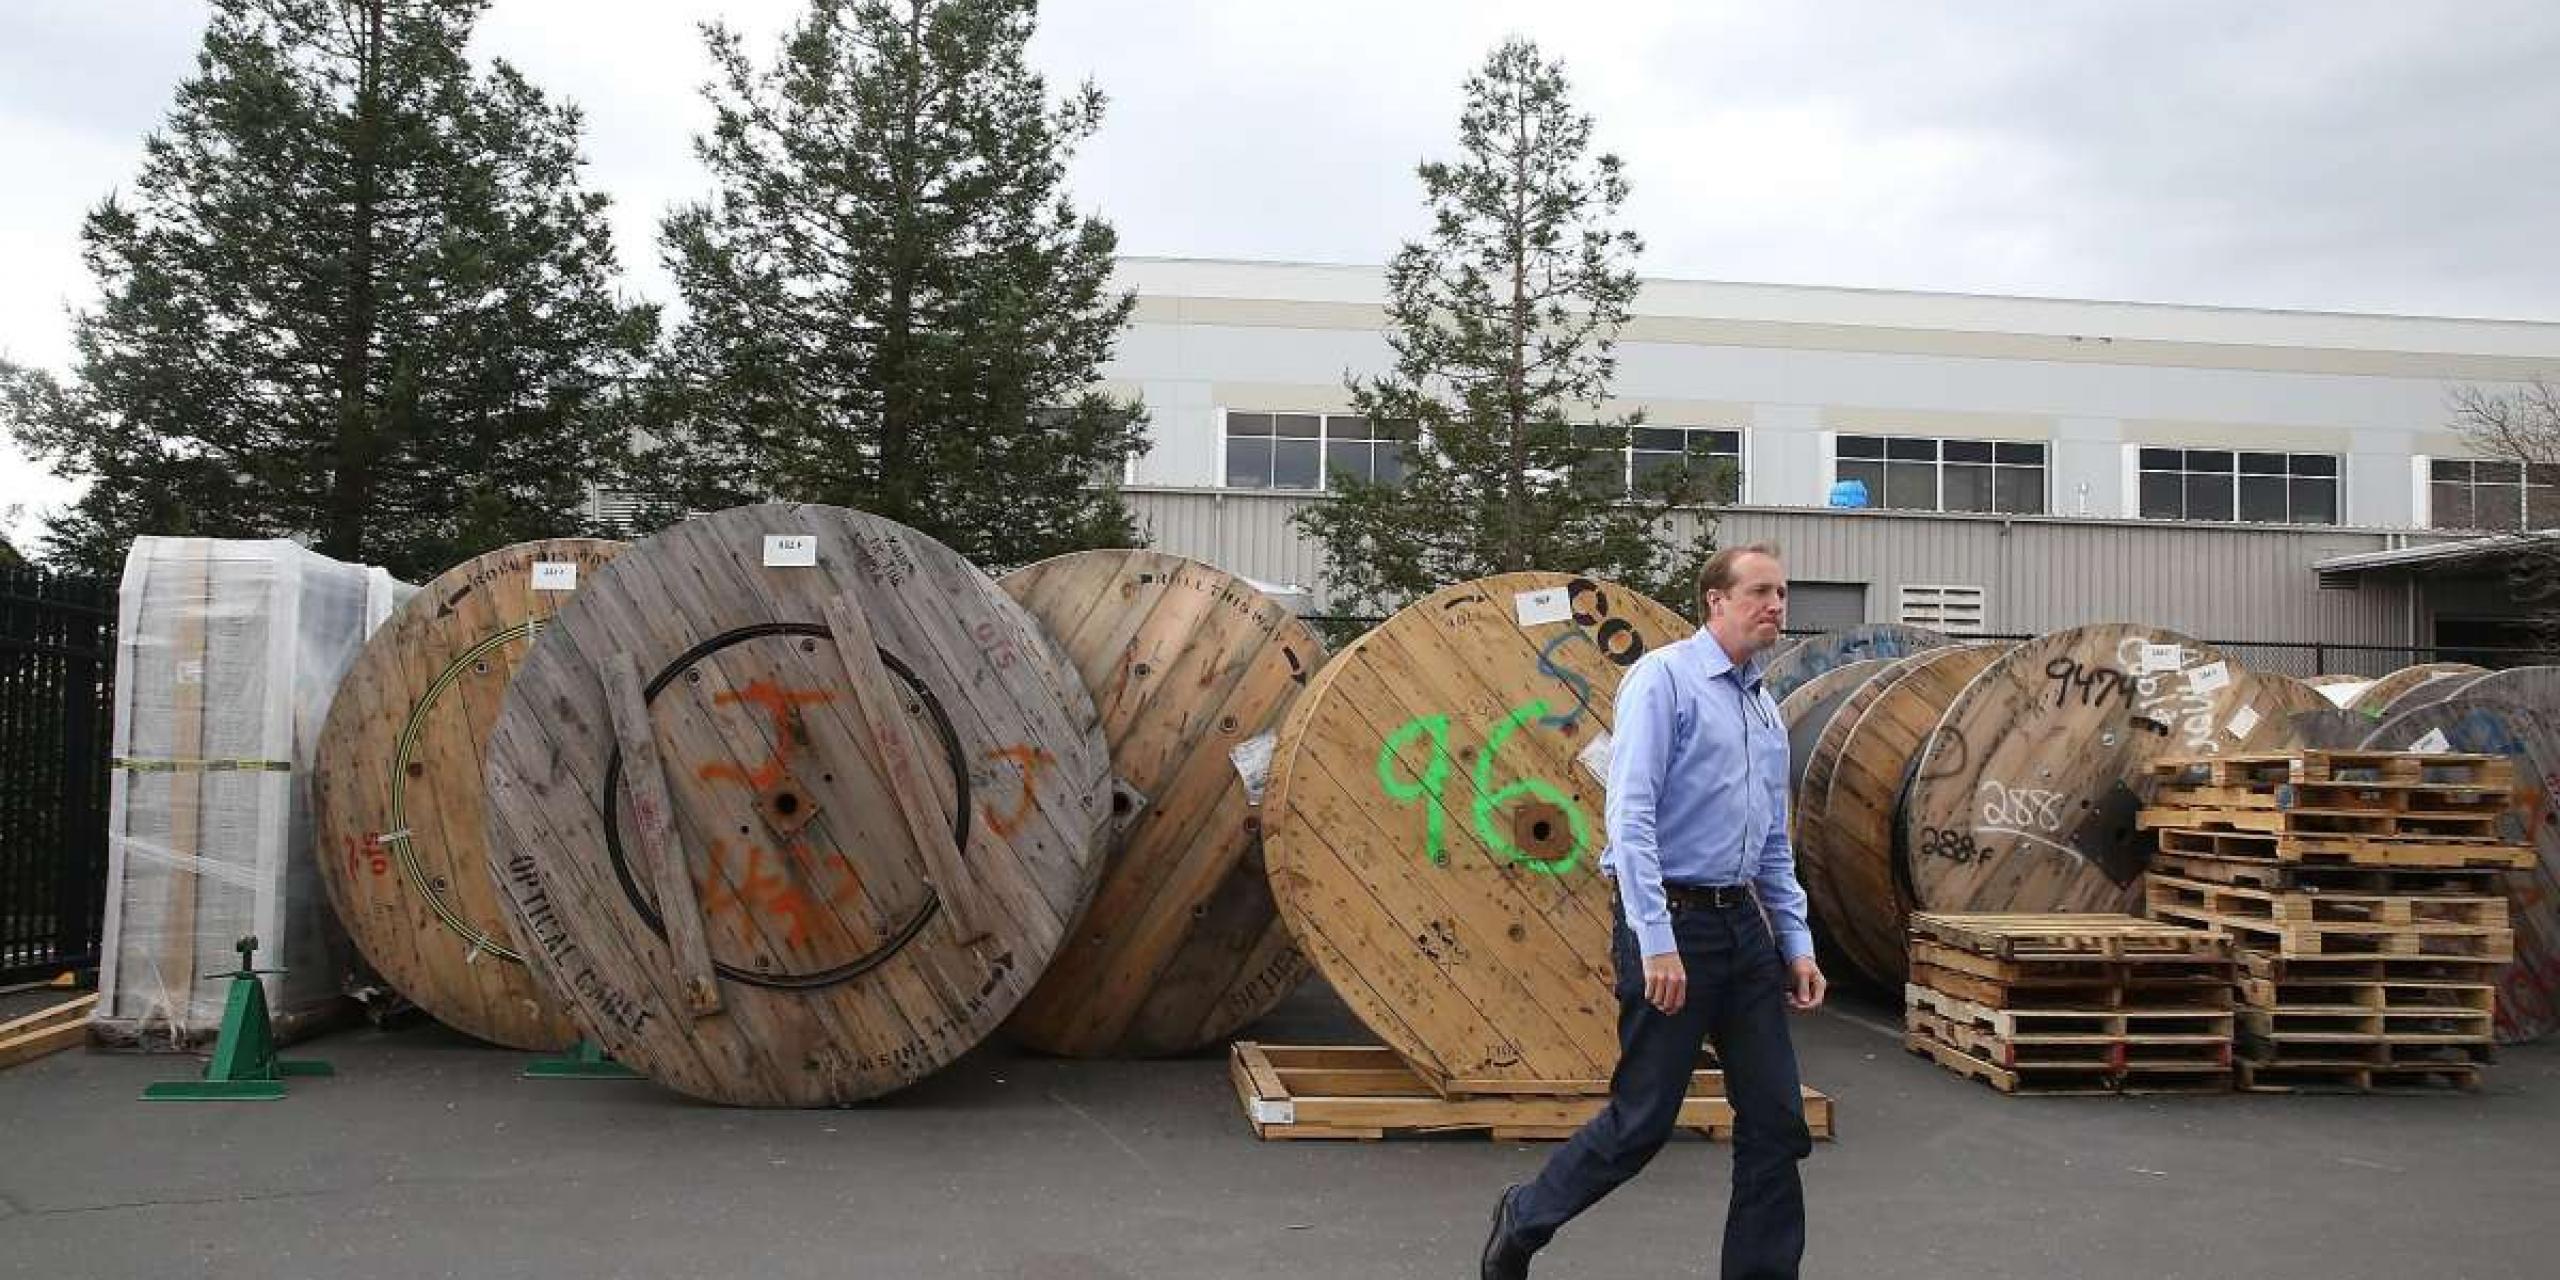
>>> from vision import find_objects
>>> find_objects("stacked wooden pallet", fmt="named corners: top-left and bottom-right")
top-left (1902, 913), bottom-right (2237, 1094)
top-left (2139, 749), bottom-right (2533, 1092)
top-left (1228, 1042), bottom-right (1837, 1142)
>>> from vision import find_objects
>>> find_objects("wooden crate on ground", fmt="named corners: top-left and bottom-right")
top-left (1902, 913), bottom-right (2237, 1095)
top-left (1228, 1042), bottom-right (1836, 1142)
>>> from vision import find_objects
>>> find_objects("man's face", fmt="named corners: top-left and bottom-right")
top-left (1708, 553), bottom-right (1788, 655)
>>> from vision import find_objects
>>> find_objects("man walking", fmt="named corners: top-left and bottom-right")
top-left (1481, 543), bottom-right (1825, 1279)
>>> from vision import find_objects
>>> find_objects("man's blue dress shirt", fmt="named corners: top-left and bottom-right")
top-left (1601, 634), bottom-right (1814, 962)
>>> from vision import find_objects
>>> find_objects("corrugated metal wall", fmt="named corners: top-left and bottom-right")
top-left (1125, 488), bottom-right (2417, 653)
top-left (1704, 509), bottom-right (2413, 646)
top-left (1126, 489), bottom-right (1332, 596)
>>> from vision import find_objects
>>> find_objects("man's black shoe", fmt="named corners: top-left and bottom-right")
top-left (1481, 1183), bottom-right (1531, 1279)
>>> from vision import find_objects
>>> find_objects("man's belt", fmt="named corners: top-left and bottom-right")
top-left (1664, 882), bottom-right (1754, 912)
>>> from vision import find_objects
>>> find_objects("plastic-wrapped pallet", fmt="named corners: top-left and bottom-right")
top-left (94, 537), bottom-right (406, 1048)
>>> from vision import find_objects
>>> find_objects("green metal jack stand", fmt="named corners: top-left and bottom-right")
top-left (521, 1038), bottom-right (640, 1080)
top-left (142, 936), bottom-right (334, 1102)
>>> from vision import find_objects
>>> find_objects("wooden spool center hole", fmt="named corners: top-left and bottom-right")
top-left (1513, 801), bottom-right (1573, 859)
top-left (760, 782), bottom-right (821, 837)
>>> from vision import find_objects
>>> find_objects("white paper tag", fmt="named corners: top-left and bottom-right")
top-left (1514, 587), bottom-right (1572, 627)
top-left (1576, 729), bottom-right (1616, 784)
top-left (175, 660), bottom-right (205, 686)
top-left (2137, 643), bottom-right (2184, 674)
top-left (2186, 660), bottom-right (2232, 697)
top-left (763, 535), bottom-right (818, 567)
top-left (530, 562), bottom-right (578, 592)
top-left (2411, 728), bottom-right (2452, 755)
top-left (1230, 730), bottom-right (1279, 806)
top-left (1249, 1099), bottom-right (1295, 1126)
top-left (2224, 704), bottom-right (2262, 740)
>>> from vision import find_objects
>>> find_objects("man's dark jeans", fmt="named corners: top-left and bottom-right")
top-left (1504, 897), bottom-right (1813, 1279)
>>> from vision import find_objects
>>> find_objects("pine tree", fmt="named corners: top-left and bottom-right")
top-left (648, 0), bottom-right (1146, 568)
top-left (0, 0), bottom-right (655, 579)
top-left (1294, 39), bottom-right (1718, 617)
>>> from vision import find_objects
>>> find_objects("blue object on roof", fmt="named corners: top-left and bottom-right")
top-left (1828, 478), bottom-right (1870, 508)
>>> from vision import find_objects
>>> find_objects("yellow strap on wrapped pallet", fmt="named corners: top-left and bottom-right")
top-left (110, 757), bottom-right (293, 773)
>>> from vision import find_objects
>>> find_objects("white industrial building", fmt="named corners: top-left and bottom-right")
top-left (1097, 257), bottom-right (2560, 668)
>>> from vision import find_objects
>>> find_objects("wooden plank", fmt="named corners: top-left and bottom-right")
top-left (0, 997), bottom-right (93, 1071)
top-left (602, 651), bottom-right (723, 1018)
top-left (0, 992), bottom-right (99, 1040)
top-left (2145, 874), bottom-right (2507, 929)
top-left (2147, 849), bottom-right (2506, 895)
top-left (2148, 826), bottom-right (2534, 869)
top-left (1909, 910), bottom-right (2228, 959)
top-left (822, 591), bottom-right (987, 944)
top-left (2145, 901), bottom-right (2514, 960)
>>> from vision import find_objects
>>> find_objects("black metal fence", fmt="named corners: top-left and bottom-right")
top-left (0, 566), bottom-right (115, 983)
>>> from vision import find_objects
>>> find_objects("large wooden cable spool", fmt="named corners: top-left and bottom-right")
top-left (2345, 663), bottom-right (2487, 717)
top-left (2239, 671), bottom-right (2370, 750)
top-left (1901, 625), bottom-right (2298, 916)
top-left (2358, 695), bottom-right (2560, 1044)
top-left (1814, 644), bottom-right (2005, 986)
top-left (2442, 664), bottom-right (2560, 707)
top-left (2364, 671), bottom-right (2484, 720)
top-left (313, 539), bottom-right (622, 1051)
top-left (1788, 662), bottom-right (1910, 986)
top-left (481, 505), bottom-right (1112, 1106)
top-left (1780, 659), bottom-right (1888, 793)
top-left (996, 550), bottom-right (1324, 1057)
top-left (1778, 659), bottom-right (1889, 974)
top-left (1261, 573), bottom-right (1693, 1094)
top-left (1762, 623), bottom-right (1951, 704)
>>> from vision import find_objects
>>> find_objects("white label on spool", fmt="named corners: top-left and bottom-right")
top-left (530, 561), bottom-right (578, 592)
top-left (763, 535), bottom-right (818, 567)
top-left (2137, 644), bottom-right (2184, 674)
top-left (1230, 730), bottom-right (1279, 806)
top-left (2186, 660), bottom-right (2232, 696)
top-left (1250, 1099), bottom-right (1295, 1126)
top-left (1577, 729), bottom-right (1615, 784)
top-left (2411, 728), bottom-right (2453, 755)
top-left (1514, 587), bottom-right (1571, 627)
top-left (175, 660), bottom-right (204, 686)
top-left (2225, 704), bottom-right (2261, 740)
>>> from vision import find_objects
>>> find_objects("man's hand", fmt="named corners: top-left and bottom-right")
top-left (1786, 955), bottom-right (1827, 1012)
top-left (1642, 953), bottom-right (1687, 1014)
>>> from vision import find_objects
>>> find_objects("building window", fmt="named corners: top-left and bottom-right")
top-left (2136, 449), bottom-right (2338, 525)
top-left (1224, 412), bottom-right (1408, 490)
top-left (2429, 458), bottom-right (2560, 531)
top-left (1572, 426), bottom-right (1743, 501)
top-left (1834, 436), bottom-right (2044, 514)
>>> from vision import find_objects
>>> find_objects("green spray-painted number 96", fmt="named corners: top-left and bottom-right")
top-left (1374, 699), bottom-right (1593, 876)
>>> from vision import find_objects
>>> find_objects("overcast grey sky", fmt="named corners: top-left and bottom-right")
top-left (8, 0), bottom-right (2560, 543)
